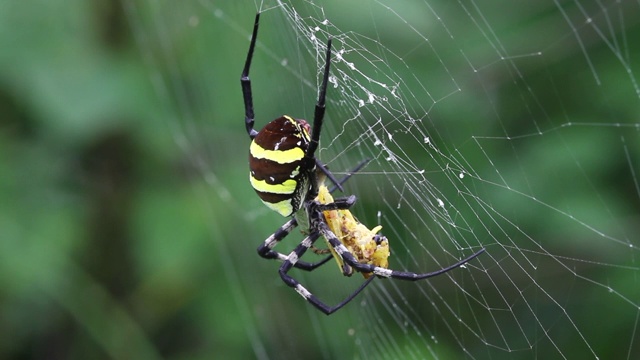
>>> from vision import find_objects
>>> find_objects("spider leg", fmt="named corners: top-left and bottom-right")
top-left (241, 13), bottom-right (261, 139)
top-left (256, 218), bottom-right (334, 271)
top-left (315, 155), bottom-right (371, 196)
top-left (314, 195), bottom-right (356, 212)
top-left (305, 37), bottom-right (332, 160)
top-left (315, 159), bottom-right (344, 192)
top-left (257, 218), bottom-right (299, 263)
top-left (278, 230), bottom-right (376, 315)
top-left (328, 158), bottom-right (372, 193)
top-left (318, 221), bottom-right (485, 280)
top-left (292, 252), bottom-right (335, 271)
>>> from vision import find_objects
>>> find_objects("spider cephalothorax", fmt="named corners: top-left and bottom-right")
top-left (241, 12), bottom-right (485, 315)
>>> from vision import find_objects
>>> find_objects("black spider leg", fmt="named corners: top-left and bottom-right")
top-left (278, 200), bottom-right (378, 315)
top-left (279, 230), bottom-right (375, 315)
top-left (317, 156), bottom-right (372, 244)
top-left (311, 38), bottom-right (343, 192)
top-left (278, 200), bottom-right (375, 315)
top-left (308, 37), bottom-right (345, 192)
top-left (241, 13), bottom-right (260, 139)
top-left (305, 37), bottom-right (331, 162)
top-left (304, 37), bottom-right (336, 197)
top-left (322, 226), bottom-right (486, 280)
top-left (329, 158), bottom-right (371, 192)
top-left (315, 159), bottom-right (343, 193)
top-left (256, 218), bottom-right (333, 271)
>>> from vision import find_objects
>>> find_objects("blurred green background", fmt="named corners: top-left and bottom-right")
top-left (1, 0), bottom-right (639, 359)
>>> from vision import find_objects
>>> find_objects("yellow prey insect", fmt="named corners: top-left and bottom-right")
top-left (315, 181), bottom-right (390, 279)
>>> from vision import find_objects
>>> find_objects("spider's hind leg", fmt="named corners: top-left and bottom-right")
top-left (256, 218), bottom-right (334, 271)
top-left (278, 229), bottom-right (376, 315)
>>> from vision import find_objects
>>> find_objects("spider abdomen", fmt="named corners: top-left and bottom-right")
top-left (249, 115), bottom-right (313, 217)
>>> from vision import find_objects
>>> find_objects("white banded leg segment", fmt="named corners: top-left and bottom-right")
top-left (257, 219), bottom-right (299, 262)
top-left (295, 284), bottom-right (312, 299)
top-left (373, 267), bottom-right (393, 277)
top-left (333, 243), bottom-right (349, 255)
top-left (301, 236), bottom-right (313, 249)
top-left (263, 219), bottom-right (297, 250)
top-left (283, 233), bottom-right (315, 267)
top-left (257, 221), bottom-right (329, 270)
top-left (287, 252), bottom-right (299, 265)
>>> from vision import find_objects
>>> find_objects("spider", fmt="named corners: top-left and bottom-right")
top-left (242, 13), bottom-right (485, 315)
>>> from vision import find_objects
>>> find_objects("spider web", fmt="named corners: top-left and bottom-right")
top-left (125, 0), bottom-right (640, 358)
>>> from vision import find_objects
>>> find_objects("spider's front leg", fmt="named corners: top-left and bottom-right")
top-left (317, 220), bottom-right (486, 281)
top-left (241, 13), bottom-right (261, 139)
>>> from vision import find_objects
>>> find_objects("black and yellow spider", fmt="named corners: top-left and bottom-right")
top-left (242, 13), bottom-right (485, 315)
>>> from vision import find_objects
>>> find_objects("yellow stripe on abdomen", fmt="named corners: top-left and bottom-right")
top-left (250, 140), bottom-right (304, 164)
top-left (250, 175), bottom-right (297, 195)
top-left (261, 199), bottom-right (294, 217)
